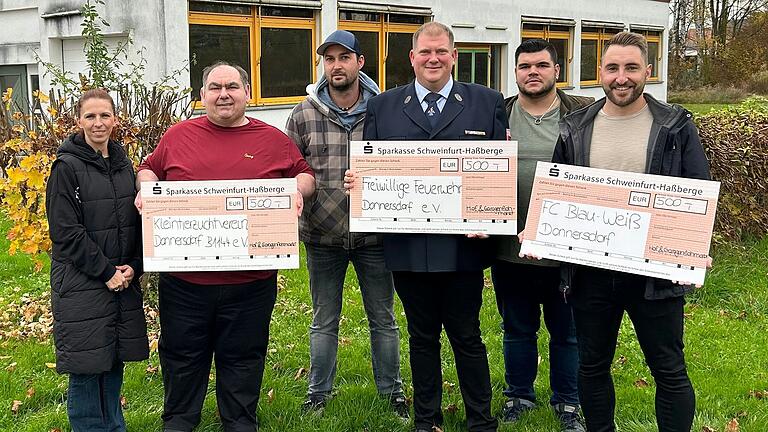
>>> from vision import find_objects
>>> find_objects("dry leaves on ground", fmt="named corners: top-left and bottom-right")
top-left (0, 291), bottom-right (53, 341)
top-left (293, 367), bottom-right (307, 380)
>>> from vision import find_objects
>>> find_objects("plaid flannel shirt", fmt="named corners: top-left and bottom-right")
top-left (285, 94), bottom-right (382, 249)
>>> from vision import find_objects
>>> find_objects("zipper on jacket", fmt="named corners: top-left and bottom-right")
top-left (346, 127), bottom-right (353, 250)
top-left (108, 162), bottom-right (123, 279)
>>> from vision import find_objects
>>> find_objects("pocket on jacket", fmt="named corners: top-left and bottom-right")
top-left (50, 263), bottom-right (68, 294)
top-left (457, 131), bottom-right (488, 140)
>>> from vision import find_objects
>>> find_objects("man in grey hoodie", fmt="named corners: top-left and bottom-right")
top-left (285, 30), bottom-right (407, 418)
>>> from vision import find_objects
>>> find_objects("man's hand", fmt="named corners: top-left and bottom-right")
top-left (516, 229), bottom-right (542, 260)
top-left (116, 264), bottom-right (135, 288)
top-left (673, 256), bottom-right (713, 288)
top-left (294, 191), bottom-right (304, 217)
top-left (466, 233), bottom-right (489, 239)
top-left (134, 192), bottom-right (143, 214)
top-left (343, 169), bottom-right (357, 195)
top-left (135, 169), bottom-right (160, 214)
top-left (106, 270), bottom-right (127, 291)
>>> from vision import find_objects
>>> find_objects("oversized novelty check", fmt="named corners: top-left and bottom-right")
top-left (520, 162), bottom-right (720, 284)
top-left (141, 179), bottom-right (299, 272)
top-left (349, 140), bottom-right (517, 235)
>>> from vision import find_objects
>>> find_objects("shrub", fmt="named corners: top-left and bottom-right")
top-left (0, 0), bottom-right (192, 270)
top-left (668, 85), bottom-right (750, 104)
top-left (746, 70), bottom-right (768, 95)
top-left (696, 96), bottom-right (768, 240)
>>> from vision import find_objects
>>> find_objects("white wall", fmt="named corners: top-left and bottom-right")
top-left (3, 0), bottom-right (671, 128)
top-left (0, 6), bottom-right (40, 64)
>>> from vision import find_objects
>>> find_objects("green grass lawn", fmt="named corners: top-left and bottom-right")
top-left (1, 215), bottom-right (767, 431)
top-left (682, 103), bottom-right (733, 115)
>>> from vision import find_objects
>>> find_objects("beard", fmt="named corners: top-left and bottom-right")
top-left (518, 78), bottom-right (557, 99)
top-left (603, 79), bottom-right (645, 107)
top-left (329, 74), bottom-right (356, 92)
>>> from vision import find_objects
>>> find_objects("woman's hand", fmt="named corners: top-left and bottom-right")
top-left (116, 264), bottom-right (135, 288)
top-left (105, 270), bottom-right (127, 291)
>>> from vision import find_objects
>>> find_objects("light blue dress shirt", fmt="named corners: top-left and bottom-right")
top-left (414, 79), bottom-right (453, 113)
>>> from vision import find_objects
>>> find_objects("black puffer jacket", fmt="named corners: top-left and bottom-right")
top-left (46, 133), bottom-right (148, 374)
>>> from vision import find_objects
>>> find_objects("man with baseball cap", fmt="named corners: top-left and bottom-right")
top-left (285, 30), bottom-right (407, 418)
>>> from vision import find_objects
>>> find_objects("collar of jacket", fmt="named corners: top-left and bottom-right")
top-left (57, 132), bottom-right (131, 172)
top-left (561, 93), bottom-right (690, 132)
top-left (304, 71), bottom-right (380, 119)
top-left (400, 80), bottom-right (469, 138)
top-left (505, 88), bottom-right (593, 118)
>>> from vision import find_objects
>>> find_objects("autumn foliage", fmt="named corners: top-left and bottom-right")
top-left (0, 0), bottom-right (192, 271)
top-left (696, 97), bottom-right (768, 240)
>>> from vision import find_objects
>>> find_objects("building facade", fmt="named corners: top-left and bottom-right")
top-left (0, 0), bottom-right (670, 128)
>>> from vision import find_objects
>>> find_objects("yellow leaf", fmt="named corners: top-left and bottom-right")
top-left (26, 387), bottom-right (35, 398)
top-left (45, 362), bottom-right (56, 369)
top-left (46, 106), bottom-right (58, 117)
top-left (33, 90), bottom-right (49, 103)
top-left (6, 168), bottom-right (24, 186)
top-left (11, 400), bottom-right (22, 414)
top-left (26, 171), bottom-right (45, 189)
top-left (2, 87), bottom-right (12, 102)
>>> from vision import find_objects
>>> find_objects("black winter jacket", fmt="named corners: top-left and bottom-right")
top-left (46, 133), bottom-right (148, 374)
top-left (553, 94), bottom-right (711, 300)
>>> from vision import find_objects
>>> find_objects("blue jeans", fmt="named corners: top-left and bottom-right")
top-left (305, 242), bottom-right (402, 398)
top-left (67, 362), bottom-right (125, 432)
top-left (491, 261), bottom-right (579, 406)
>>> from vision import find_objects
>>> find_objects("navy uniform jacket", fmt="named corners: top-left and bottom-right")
top-left (363, 80), bottom-right (509, 272)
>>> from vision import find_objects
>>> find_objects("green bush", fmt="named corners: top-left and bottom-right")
top-left (669, 85), bottom-right (750, 104)
top-left (696, 97), bottom-right (768, 240)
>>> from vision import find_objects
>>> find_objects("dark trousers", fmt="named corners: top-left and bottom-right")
top-left (158, 274), bottom-right (277, 432)
top-left (491, 261), bottom-right (579, 406)
top-left (570, 268), bottom-right (695, 432)
top-left (393, 271), bottom-right (498, 432)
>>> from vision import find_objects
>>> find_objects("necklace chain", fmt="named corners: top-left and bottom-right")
top-left (533, 96), bottom-right (559, 125)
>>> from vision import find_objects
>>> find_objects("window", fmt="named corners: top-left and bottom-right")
top-left (0, 65), bottom-right (29, 114)
top-left (456, 47), bottom-right (489, 87)
top-left (579, 25), bottom-right (623, 86)
top-left (188, 2), bottom-right (317, 106)
top-left (453, 45), bottom-right (501, 90)
top-left (521, 21), bottom-right (574, 87)
top-left (632, 28), bottom-right (663, 81)
top-left (339, 10), bottom-right (429, 90)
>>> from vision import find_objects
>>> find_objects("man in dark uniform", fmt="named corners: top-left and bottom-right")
top-left (346, 21), bottom-right (507, 432)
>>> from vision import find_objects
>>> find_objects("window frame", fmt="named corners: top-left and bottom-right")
top-left (338, 14), bottom-right (426, 90)
top-left (454, 44), bottom-right (491, 87)
top-left (632, 28), bottom-right (663, 82)
top-left (188, 7), bottom-right (317, 107)
top-left (521, 23), bottom-right (573, 88)
top-left (579, 26), bottom-right (623, 87)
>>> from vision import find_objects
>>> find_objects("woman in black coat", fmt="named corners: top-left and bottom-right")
top-left (45, 89), bottom-right (148, 431)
